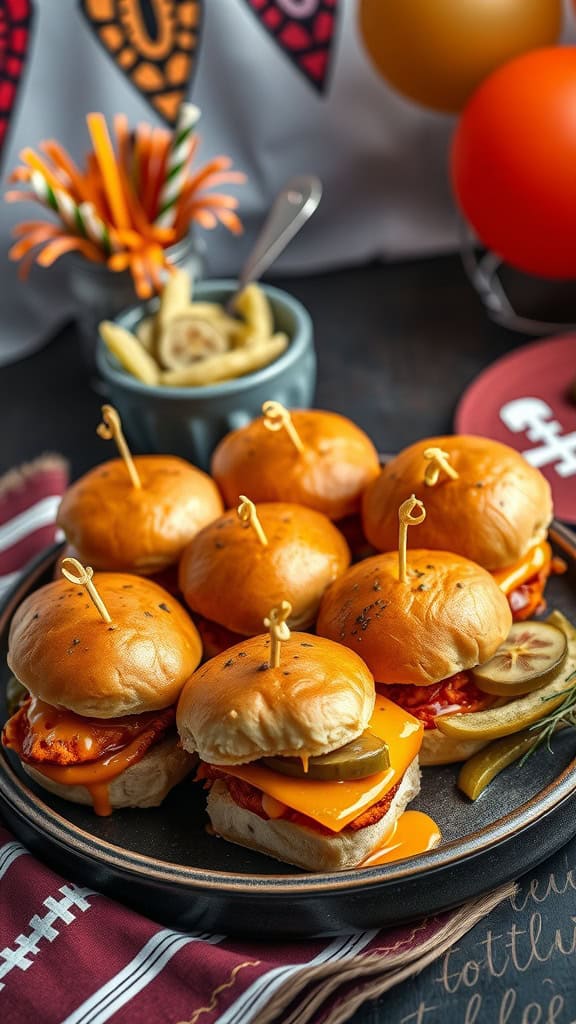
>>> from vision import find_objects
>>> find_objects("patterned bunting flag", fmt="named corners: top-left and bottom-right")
top-left (0, 0), bottom-right (34, 162)
top-left (79, 0), bottom-right (203, 125)
top-left (241, 0), bottom-right (338, 93)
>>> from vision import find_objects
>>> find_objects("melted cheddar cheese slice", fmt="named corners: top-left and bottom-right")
top-left (492, 541), bottom-right (550, 595)
top-left (217, 697), bottom-right (423, 833)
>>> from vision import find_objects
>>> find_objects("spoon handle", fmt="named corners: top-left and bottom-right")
top-left (236, 175), bottom-right (323, 294)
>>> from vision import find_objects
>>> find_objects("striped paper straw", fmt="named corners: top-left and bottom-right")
top-left (78, 202), bottom-right (114, 255)
top-left (155, 103), bottom-right (201, 229)
top-left (30, 170), bottom-right (80, 230)
top-left (29, 170), bottom-right (112, 255)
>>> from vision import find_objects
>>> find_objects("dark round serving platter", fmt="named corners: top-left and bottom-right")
top-left (1, 525), bottom-right (576, 938)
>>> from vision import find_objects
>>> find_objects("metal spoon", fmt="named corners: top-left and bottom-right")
top-left (227, 175), bottom-right (323, 312)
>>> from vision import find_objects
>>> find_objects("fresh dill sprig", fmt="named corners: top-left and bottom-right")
top-left (519, 669), bottom-right (576, 765)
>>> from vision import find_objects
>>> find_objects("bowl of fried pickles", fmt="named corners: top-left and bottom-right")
top-left (95, 271), bottom-right (316, 469)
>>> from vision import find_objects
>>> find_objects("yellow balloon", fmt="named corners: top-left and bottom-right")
top-left (358, 0), bottom-right (563, 112)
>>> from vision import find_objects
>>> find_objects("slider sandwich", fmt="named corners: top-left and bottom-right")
top-left (57, 405), bottom-right (223, 580)
top-left (176, 609), bottom-right (425, 871)
top-left (362, 436), bottom-right (558, 620)
top-left (2, 563), bottom-right (202, 815)
top-left (178, 497), bottom-right (350, 655)
top-left (318, 496), bottom-right (514, 765)
top-left (211, 403), bottom-right (380, 522)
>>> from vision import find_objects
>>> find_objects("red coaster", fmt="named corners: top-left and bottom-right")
top-left (454, 335), bottom-right (576, 524)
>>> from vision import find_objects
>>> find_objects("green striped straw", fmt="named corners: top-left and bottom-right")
top-left (155, 103), bottom-right (201, 229)
top-left (78, 202), bottom-right (114, 256)
top-left (30, 170), bottom-right (113, 255)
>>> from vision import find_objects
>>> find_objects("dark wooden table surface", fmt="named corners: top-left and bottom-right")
top-left (0, 253), bottom-right (525, 476)
top-left (3, 254), bottom-right (575, 1024)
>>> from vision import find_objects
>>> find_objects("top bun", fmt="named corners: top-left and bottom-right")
top-left (211, 409), bottom-right (380, 520)
top-left (177, 632), bottom-right (375, 764)
top-left (8, 573), bottom-right (202, 717)
top-left (316, 550), bottom-right (512, 685)
top-left (362, 436), bottom-right (552, 571)
top-left (178, 502), bottom-right (351, 634)
top-left (57, 455), bottom-right (223, 574)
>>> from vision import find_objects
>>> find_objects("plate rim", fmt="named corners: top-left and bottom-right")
top-left (1, 524), bottom-right (576, 897)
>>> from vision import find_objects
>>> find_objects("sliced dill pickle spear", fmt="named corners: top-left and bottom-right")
top-left (472, 621), bottom-right (568, 696)
top-left (457, 730), bottom-right (537, 800)
top-left (262, 732), bottom-right (390, 781)
top-left (436, 655), bottom-right (576, 742)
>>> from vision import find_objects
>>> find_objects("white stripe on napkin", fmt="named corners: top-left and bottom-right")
top-left (0, 571), bottom-right (20, 602)
top-left (218, 931), bottom-right (378, 1024)
top-left (0, 840), bottom-right (29, 880)
top-left (62, 930), bottom-right (224, 1024)
top-left (0, 496), bottom-right (61, 552)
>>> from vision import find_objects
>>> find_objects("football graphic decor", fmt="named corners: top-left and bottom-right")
top-left (79, 0), bottom-right (202, 124)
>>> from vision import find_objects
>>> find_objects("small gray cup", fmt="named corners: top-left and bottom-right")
top-left (95, 280), bottom-right (316, 470)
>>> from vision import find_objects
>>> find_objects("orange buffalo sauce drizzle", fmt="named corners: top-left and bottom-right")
top-left (32, 733), bottom-right (161, 816)
top-left (492, 541), bottom-right (550, 595)
top-left (14, 699), bottom-right (172, 816)
top-left (24, 698), bottom-right (149, 755)
top-left (358, 811), bottom-right (441, 869)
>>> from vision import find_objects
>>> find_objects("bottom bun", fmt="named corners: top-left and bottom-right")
top-left (419, 728), bottom-right (487, 766)
top-left (23, 735), bottom-right (195, 811)
top-left (207, 757), bottom-right (421, 872)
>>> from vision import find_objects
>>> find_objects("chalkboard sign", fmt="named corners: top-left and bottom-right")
top-left (359, 833), bottom-right (576, 1023)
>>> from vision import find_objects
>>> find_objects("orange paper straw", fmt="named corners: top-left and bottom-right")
top-left (39, 141), bottom-right (87, 200)
top-left (9, 224), bottom-right (61, 260)
top-left (19, 149), bottom-right (64, 193)
top-left (87, 113), bottom-right (130, 230)
top-left (36, 235), bottom-right (104, 266)
top-left (113, 114), bottom-right (132, 177)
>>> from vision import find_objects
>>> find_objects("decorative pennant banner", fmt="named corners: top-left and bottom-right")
top-left (79, 0), bottom-right (203, 124)
top-left (241, 0), bottom-right (338, 93)
top-left (0, 0), bottom-right (34, 162)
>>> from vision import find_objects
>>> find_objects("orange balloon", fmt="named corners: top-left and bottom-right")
top-left (359, 0), bottom-right (563, 112)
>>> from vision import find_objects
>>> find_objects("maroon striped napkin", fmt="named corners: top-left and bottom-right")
top-left (0, 827), bottom-right (513, 1024)
top-left (0, 455), bottom-right (69, 600)
top-left (0, 457), bottom-right (514, 1024)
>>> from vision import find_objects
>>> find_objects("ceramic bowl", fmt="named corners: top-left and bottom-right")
top-left (95, 280), bottom-right (316, 470)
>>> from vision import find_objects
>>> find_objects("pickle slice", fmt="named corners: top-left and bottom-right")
top-left (472, 621), bottom-right (568, 696)
top-left (457, 730), bottom-right (537, 800)
top-left (436, 648), bottom-right (576, 743)
top-left (157, 315), bottom-right (228, 369)
top-left (262, 732), bottom-right (390, 781)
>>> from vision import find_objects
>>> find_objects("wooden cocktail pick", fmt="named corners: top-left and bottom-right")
top-left (96, 404), bottom-right (142, 489)
top-left (423, 447), bottom-right (459, 486)
top-left (237, 495), bottom-right (268, 546)
top-left (61, 557), bottom-right (113, 624)
top-left (264, 601), bottom-right (292, 668)
top-left (398, 495), bottom-right (426, 583)
top-left (262, 400), bottom-right (304, 454)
